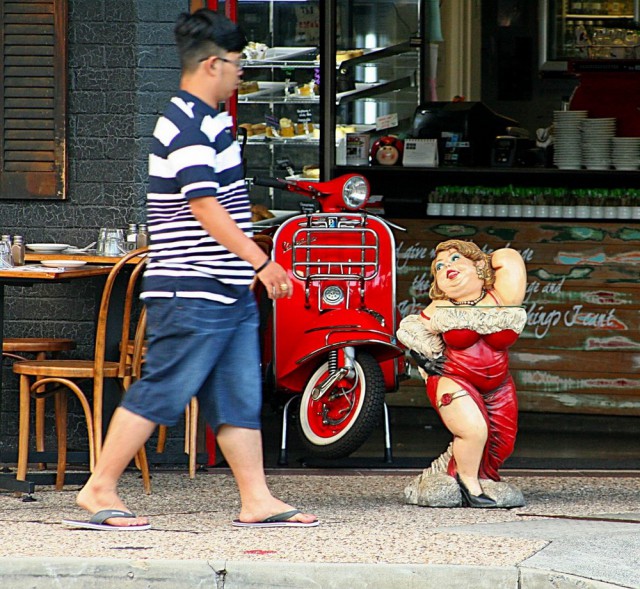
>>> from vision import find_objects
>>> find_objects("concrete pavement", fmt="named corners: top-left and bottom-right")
top-left (0, 468), bottom-right (638, 588)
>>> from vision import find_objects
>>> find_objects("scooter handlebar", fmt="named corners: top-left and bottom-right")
top-left (252, 176), bottom-right (289, 190)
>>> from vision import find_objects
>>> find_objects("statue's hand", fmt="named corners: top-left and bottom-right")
top-left (410, 350), bottom-right (446, 376)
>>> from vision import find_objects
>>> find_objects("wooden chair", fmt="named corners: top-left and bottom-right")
top-left (12, 248), bottom-right (151, 492)
top-left (3, 338), bottom-right (76, 468)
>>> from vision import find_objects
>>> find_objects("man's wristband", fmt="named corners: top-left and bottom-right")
top-left (254, 259), bottom-right (271, 274)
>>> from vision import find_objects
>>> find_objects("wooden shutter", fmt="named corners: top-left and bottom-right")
top-left (1, 0), bottom-right (67, 200)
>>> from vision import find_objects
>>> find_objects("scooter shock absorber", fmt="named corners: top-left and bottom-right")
top-left (328, 350), bottom-right (338, 375)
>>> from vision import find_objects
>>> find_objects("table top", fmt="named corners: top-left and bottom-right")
top-left (0, 264), bottom-right (113, 281)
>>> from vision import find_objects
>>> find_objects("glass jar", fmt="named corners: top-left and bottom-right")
top-left (0, 235), bottom-right (14, 268)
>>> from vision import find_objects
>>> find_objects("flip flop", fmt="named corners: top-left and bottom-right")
top-left (232, 509), bottom-right (319, 528)
top-left (62, 509), bottom-right (151, 531)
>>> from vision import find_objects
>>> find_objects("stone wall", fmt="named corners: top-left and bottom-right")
top-left (0, 0), bottom-right (186, 452)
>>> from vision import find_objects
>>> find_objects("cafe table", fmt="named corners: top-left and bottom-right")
top-left (0, 256), bottom-right (129, 494)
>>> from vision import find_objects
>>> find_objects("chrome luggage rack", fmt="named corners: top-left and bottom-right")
top-left (291, 213), bottom-right (379, 282)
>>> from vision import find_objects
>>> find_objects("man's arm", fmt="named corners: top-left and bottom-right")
top-left (189, 195), bottom-right (292, 299)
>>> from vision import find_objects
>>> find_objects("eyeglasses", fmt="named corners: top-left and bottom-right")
top-left (199, 55), bottom-right (245, 70)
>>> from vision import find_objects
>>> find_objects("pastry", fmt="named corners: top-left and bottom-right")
top-left (336, 49), bottom-right (364, 64)
top-left (335, 125), bottom-right (357, 140)
top-left (295, 122), bottom-right (313, 135)
top-left (251, 123), bottom-right (266, 135)
top-left (238, 123), bottom-right (253, 137)
top-left (243, 42), bottom-right (268, 60)
top-left (251, 204), bottom-right (275, 222)
top-left (238, 81), bottom-right (259, 95)
top-left (295, 81), bottom-right (316, 97)
top-left (302, 165), bottom-right (320, 179)
top-left (279, 118), bottom-right (294, 137)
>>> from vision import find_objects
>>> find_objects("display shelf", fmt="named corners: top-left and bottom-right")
top-left (564, 13), bottom-right (634, 18)
top-left (238, 81), bottom-right (318, 103)
top-left (332, 164), bottom-right (640, 218)
top-left (336, 77), bottom-right (415, 105)
top-left (247, 135), bottom-right (319, 144)
top-left (335, 41), bottom-right (414, 68)
top-left (243, 46), bottom-right (318, 68)
top-left (540, 0), bottom-right (640, 70)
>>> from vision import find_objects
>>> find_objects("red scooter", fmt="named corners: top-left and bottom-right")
top-left (252, 173), bottom-right (406, 463)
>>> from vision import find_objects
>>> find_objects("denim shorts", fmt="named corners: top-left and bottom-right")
top-left (121, 290), bottom-right (262, 432)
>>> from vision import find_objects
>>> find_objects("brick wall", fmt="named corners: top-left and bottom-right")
top-left (0, 0), bottom-right (186, 452)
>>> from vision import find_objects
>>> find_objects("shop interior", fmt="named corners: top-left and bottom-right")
top-left (227, 0), bottom-right (640, 470)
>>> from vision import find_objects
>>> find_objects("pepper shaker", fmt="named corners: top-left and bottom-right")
top-left (136, 223), bottom-right (149, 248)
top-left (11, 235), bottom-right (25, 266)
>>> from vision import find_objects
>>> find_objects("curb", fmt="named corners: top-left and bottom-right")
top-left (0, 558), bottom-right (627, 589)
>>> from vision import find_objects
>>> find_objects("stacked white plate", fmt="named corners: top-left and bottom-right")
top-left (553, 110), bottom-right (588, 170)
top-left (580, 117), bottom-right (616, 170)
top-left (611, 137), bottom-right (640, 171)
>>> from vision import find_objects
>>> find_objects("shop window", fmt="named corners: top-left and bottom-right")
top-left (1, 0), bottom-right (67, 200)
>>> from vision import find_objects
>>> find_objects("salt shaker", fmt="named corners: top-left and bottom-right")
top-left (126, 223), bottom-right (138, 251)
top-left (11, 235), bottom-right (25, 266)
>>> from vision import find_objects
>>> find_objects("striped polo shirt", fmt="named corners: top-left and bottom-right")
top-left (141, 90), bottom-right (254, 304)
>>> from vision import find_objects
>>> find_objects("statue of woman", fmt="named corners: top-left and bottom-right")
top-left (398, 239), bottom-right (527, 508)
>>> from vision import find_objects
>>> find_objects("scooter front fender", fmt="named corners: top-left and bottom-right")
top-left (275, 329), bottom-right (402, 393)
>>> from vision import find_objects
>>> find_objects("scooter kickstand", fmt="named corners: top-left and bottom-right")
top-left (278, 396), bottom-right (300, 466)
top-left (383, 402), bottom-right (393, 464)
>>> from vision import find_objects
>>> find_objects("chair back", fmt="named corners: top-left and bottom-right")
top-left (91, 247), bottom-right (148, 405)
top-left (129, 304), bottom-right (147, 381)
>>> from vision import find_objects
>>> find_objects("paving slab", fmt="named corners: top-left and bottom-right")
top-left (441, 517), bottom-right (640, 588)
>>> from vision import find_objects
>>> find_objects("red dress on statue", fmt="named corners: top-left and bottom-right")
top-left (424, 299), bottom-right (527, 481)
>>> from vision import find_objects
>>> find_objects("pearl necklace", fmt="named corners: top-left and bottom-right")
top-left (449, 288), bottom-right (486, 306)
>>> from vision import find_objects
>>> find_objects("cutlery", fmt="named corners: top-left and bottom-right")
top-left (66, 241), bottom-right (96, 253)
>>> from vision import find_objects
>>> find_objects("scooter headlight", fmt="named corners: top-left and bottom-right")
top-left (342, 176), bottom-right (369, 210)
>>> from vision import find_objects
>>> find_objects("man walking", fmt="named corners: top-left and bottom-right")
top-left (65, 9), bottom-right (318, 531)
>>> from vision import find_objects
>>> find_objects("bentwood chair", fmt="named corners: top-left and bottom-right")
top-left (12, 248), bottom-right (151, 492)
top-left (3, 338), bottom-right (76, 468)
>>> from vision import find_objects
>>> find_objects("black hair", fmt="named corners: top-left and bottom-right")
top-left (174, 9), bottom-right (247, 71)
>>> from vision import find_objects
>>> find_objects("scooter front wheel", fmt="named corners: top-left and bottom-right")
top-left (296, 351), bottom-right (385, 459)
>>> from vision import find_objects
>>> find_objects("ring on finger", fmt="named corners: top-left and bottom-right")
top-left (279, 283), bottom-right (289, 291)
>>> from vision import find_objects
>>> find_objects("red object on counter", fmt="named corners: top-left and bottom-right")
top-left (569, 61), bottom-right (640, 136)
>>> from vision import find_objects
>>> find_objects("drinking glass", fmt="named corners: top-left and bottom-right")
top-left (98, 228), bottom-right (125, 256)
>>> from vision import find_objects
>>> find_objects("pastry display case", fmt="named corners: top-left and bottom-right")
top-left (540, 0), bottom-right (640, 70)
top-left (230, 0), bottom-right (422, 209)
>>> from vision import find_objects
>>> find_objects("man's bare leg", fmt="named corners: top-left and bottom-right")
top-left (76, 407), bottom-right (156, 527)
top-left (216, 424), bottom-right (317, 524)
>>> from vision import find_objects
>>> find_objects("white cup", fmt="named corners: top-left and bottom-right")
top-left (468, 204), bottom-right (483, 217)
top-left (495, 204), bottom-right (509, 217)
top-left (576, 205), bottom-right (591, 219)
top-left (617, 206), bottom-right (632, 219)
top-left (549, 205), bottom-right (563, 218)
top-left (454, 202), bottom-right (469, 216)
top-left (535, 205), bottom-right (549, 218)
top-left (441, 203), bottom-right (455, 216)
top-left (482, 204), bottom-right (496, 217)
top-left (508, 204), bottom-right (522, 217)
top-left (427, 202), bottom-right (442, 216)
